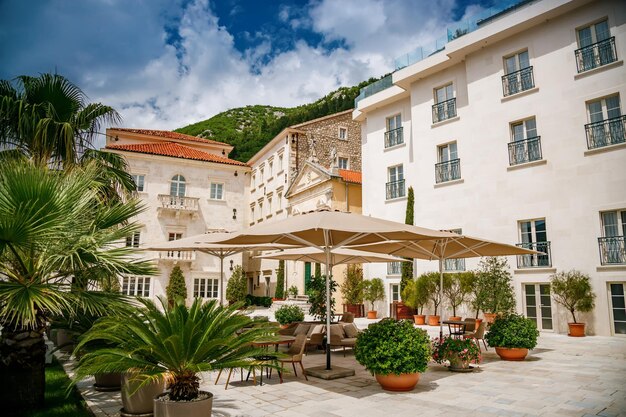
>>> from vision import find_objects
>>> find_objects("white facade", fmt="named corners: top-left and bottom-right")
top-left (355, 0), bottom-right (626, 336)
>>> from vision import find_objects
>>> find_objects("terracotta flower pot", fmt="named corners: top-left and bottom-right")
top-left (568, 323), bottom-right (586, 337)
top-left (428, 315), bottom-right (440, 326)
top-left (367, 311), bottom-right (377, 319)
top-left (449, 316), bottom-right (462, 321)
top-left (154, 391), bottom-right (213, 417)
top-left (413, 315), bottom-right (426, 325)
top-left (375, 373), bottom-right (420, 391)
top-left (495, 347), bottom-right (528, 361)
top-left (483, 313), bottom-right (497, 324)
top-left (121, 373), bottom-right (166, 415)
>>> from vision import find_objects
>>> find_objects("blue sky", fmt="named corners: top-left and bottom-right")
top-left (0, 0), bottom-right (496, 131)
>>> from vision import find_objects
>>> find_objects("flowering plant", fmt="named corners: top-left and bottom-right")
top-left (431, 336), bottom-right (481, 365)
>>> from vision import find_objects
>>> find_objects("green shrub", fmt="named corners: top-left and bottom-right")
top-left (355, 319), bottom-right (431, 375)
top-left (401, 279), bottom-right (428, 314)
top-left (550, 270), bottom-right (596, 323)
top-left (226, 265), bottom-right (247, 303)
top-left (400, 187), bottom-right (415, 293)
top-left (244, 295), bottom-right (273, 308)
top-left (419, 272), bottom-right (442, 315)
top-left (341, 264), bottom-right (364, 305)
top-left (485, 313), bottom-right (539, 349)
top-left (308, 274), bottom-right (337, 321)
top-left (274, 305), bottom-right (305, 325)
top-left (443, 271), bottom-right (476, 316)
top-left (363, 278), bottom-right (385, 311)
top-left (275, 260), bottom-right (285, 299)
top-left (287, 285), bottom-right (298, 298)
top-left (473, 257), bottom-right (515, 315)
top-left (166, 265), bottom-right (187, 307)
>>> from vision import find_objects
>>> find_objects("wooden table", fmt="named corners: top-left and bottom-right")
top-left (252, 335), bottom-right (296, 352)
top-left (442, 320), bottom-right (467, 339)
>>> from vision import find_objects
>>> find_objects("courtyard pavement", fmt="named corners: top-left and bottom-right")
top-left (62, 317), bottom-right (626, 417)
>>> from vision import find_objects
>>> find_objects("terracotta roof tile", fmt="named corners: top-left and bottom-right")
top-left (338, 169), bottom-right (362, 184)
top-left (110, 128), bottom-right (228, 147)
top-left (106, 142), bottom-right (247, 166)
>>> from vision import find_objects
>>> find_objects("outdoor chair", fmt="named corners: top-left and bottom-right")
top-left (279, 333), bottom-right (308, 381)
top-left (215, 359), bottom-right (258, 390)
top-left (277, 322), bottom-right (302, 336)
top-left (305, 324), bottom-right (324, 354)
top-left (464, 321), bottom-right (488, 351)
top-left (463, 317), bottom-right (477, 333)
top-left (328, 323), bottom-right (358, 357)
top-left (339, 312), bottom-right (355, 323)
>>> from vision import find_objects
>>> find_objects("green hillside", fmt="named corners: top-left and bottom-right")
top-left (175, 76), bottom-right (383, 162)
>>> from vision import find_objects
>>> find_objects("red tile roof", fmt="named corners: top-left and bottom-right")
top-left (338, 169), bottom-right (362, 184)
top-left (106, 142), bottom-right (247, 166)
top-left (110, 128), bottom-right (228, 147)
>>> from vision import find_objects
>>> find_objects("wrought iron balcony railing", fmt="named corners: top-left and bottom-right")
top-left (159, 250), bottom-right (196, 262)
top-left (387, 261), bottom-right (402, 275)
top-left (432, 98), bottom-right (457, 123)
top-left (508, 136), bottom-right (542, 165)
top-left (598, 236), bottom-right (626, 265)
top-left (444, 258), bottom-right (466, 271)
top-left (386, 179), bottom-right (406, 200)
top-left (502, 66), bottom-right (535, 96)
top-left (575, 37), bottom-right (617, 73)
top-left (516, 241), bottom-right (551, 268)
top-left (158, 194), bottom-right (200, 211)
top-left (384, 127), bottom-right (404, 148)
top-left (585, 115), bottom-right (626, 149)
top-left (435, 158), bottom-right (461, 183)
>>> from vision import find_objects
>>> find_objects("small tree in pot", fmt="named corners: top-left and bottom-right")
top-left (419, 272), bottom-right (443, 326)
top-left (474, 257), bottom-right (515, 323)
top-left (166, 265), bottom-right (187, 307)
top-left (226, 265), bottom-right (248, 305)
top-left (308, 274), bottom-right (338, 322)
top-left (443, 271), bottom-right (476, 319)
top-left (402, 279), bottom-right (429, 324)
top-left (340, 264), bottom-right (365, 317)
top-left (363, 278), bottom-right (385, 319)
top-left (485, 313), bottom-right (539, 361)
top-left (550, 270), bottom-right (596, 337)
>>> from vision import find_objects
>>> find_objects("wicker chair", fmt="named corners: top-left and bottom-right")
top-left (279, 334), bottom-right (308, 380)
top-left (464, 322), bottom-right (488, 351)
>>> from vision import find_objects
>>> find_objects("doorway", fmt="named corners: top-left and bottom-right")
top-left (524, 283), bottom-right (553, 331)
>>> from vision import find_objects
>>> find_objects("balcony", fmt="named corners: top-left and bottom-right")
top-left (575, 37), bottom-right (617, 73)
top-left (502, 66), bottom-right (535, 97)
top-left (386, 179), bottom-right (406, 200)
top-left (444, 258), bottom-right (466, 271)
top-left (435, 159), bottom-right (461, 184)
top-left (158, 195), bottom-right (199, 212)
top-left (355, 74), bottom-right (393, 105)
top-left (159, 250), bottom-right (196, 262)
top-left (384, 127), bottom-right (404, 148)
top-left (432, 98), bottom-right (457, 123)
top-left (516, 241), bottom-right (551, 268)
top-left (508, 136), bottom-right (542, 166)
top-left (598, 236), bottom-right (626, 265)
top-left (585, 115), bottom-right (626, 150)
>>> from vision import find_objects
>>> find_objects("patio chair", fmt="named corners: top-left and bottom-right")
top-left (278, 322), bottom-right (302, 336)
top-left (279, 334), bottom-right (308, 381)
top-left (339, 312), bottom-right (355, 323)
top-left (329, 323), bottom-right (358, 357)
top-left (463, 317), bottom-right (476, 333)
top-left (464, 321), bottom-right (488, 351)
top-left (305, 324), bottom-right (325, 354)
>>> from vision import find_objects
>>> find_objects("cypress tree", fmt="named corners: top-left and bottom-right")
top-left (314, 262), bottom-right (321, 277)
top-left (166, 265), bottom-right (187, 307)
top-left (275, 260), bottom-right (285, 299)
top-left (400, 186), bottom-right (415, 293)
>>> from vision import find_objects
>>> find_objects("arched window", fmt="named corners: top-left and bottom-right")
top-left (170, 175), bottom-right (186, 197)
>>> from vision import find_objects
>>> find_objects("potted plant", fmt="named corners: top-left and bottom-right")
top-left (166, 265), bottom-right (188, 307)
top-left (485, 313), bottom-right (539, 361)
top-left (287, 285), bottom-right (299, 299)
top-left (419, 272), bottom-right (442, 326)
top-left (226, 265), bottom-right (248, 305)
top-left (73, 297), bottom-right (271, 417)
top-left (340, 264), bottom-right (365, 317)
top-left (550, 270), bottom-right (596, 337)
top-left (443, 272), bottom-right (476, 321)
top-left (308, 274), bottom-right (338, 322)
top-left (432, 336), bottom-right (481, 371)
top-left (274, 260), bottom-right (285, 300)
top-left (401, 279), bottom-right (428, 325)
top-left (355, 318), bottom-right (430, 391)
top-left (274, 304), bottom-right (304, 328)
top-left (363, 278), bottom-right (385, 319)
top-left (474, 257), bottom-right (515, 323)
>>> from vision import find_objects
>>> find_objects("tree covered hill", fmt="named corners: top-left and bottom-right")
top-left (175, 76), bottom-right (383, 162)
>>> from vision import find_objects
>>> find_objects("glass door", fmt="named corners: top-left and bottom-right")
top-left (609, 283), bottom-right (626, 335)
top-left (524, 284), bottom-right (553, 331)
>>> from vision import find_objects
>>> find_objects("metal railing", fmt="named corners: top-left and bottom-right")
top-left (502, 66), bottom-right (535, 96)
top-left (585, 115), bottom-right (626, 149)
top-left (432, 98), bottom-right (457, 123)
top-left (435, 159), bottom-right (461, 183)
top-left (159, 250), bottom-right (196, 261)
top-left (387, 262), bottom-right (402, 275)
top-left (575, 37), bottom-right (617, 73)
top-left (508, 136), bottom-right (542, 165)
top-left (516, 241), bottom-right (551, 268)
top-left (598, 236), bottom-right (626, 265)
top-left (386, 179), bottom-right (406, 200)
top-left (354, 75), bottom-right (393, 105)
top-left (444, 258), bottom-right (466, 271)
top-left (384, 127), bottom-right (404, 148)
top-left (158, 194), bottom-right (200, 211)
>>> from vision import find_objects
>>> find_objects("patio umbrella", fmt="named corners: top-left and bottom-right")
top-left (209, 209), bottom-right (458, 371)
top-left (254, 247), bottom-right (407, 265)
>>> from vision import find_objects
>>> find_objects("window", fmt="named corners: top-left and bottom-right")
top-left (432, 83), bottom-right (456, 123)
top-left (259, 168), bottom-right (264, 183)
top-left (194, 278), bottom-right (218, 299)
top-left (268, 161), bottom-right (273, 177)
top-left (131, 174), bottom-right (145, 192)
top-left (443, 229), bottom-right (465, 271)
top-left (252, 173), bottom-right (256, 189)
top-left (169, 232), bottom-right (183, 241)
top-left (122, 276), bottom-right (151, 297)
top-left (278, 154), bottom-right (283, 172)
top-left (517, 219), bottom-right (551, 267)
top-left (585, 94), bottom-right (624, 149)
top-left (267, 197), bottom-right (272, 215)
top-left (609, 283), bottom-right (626, 334)
top-left (170, 175), bottom-right (186, 197)
top-left (277, 192), bottom-right (282, 210)
top-left (210, 183), bottom-right (224, 200)
top-left (390, 284), bottom-right (401, 303)
top-left (509, 117), bottom-right (542, 165)
top-left (599, 210), bottom-right (626, 265)
top-left (576, 20), bottom-right (616, 73)
top-left (385, 114), bottom-right (403, 148)
top-left (387, 262), bottom-right (401, 275)
top-left (524, 284), bottom-right (553, 331)
top-left (502, 50), bottom-right (534, 96)
top-left (386, 165), bottom-right (405, 200)
top-left (250, 205), bottom-right (255, 222)
top-left (338, 127), bottom-right (348, 140)
top-left (258, 202), bottom-right (263, 220)
top-left (126, 232), bottom-right (140, 248)
top-left (338, 157), bottom-right (349, 169)
top-left (435, 142), bottom-right (461, 183)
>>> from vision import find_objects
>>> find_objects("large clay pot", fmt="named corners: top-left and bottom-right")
top-left (568, 323), bottom-right (586, 337)
top-left (94, 372), bottom-right (122, 391)
top-left (428, 315), bottom-right (440, 326)
top-left (483, 313), bottom-right (497, 324)
top-left (375, 373), bottom-right (420, 392)
top-left (154, 391), bottom-right (213, 417)
top-left (395, 302), bottom-right (414, 320)
top-left (413, 315), bottom-right (426, 325)
top-left (495, 347), bottom-right (528, 361)
top-left (344, 304), bottom-right (364, 318)
top-left (367, 311), bottom-right (377, 319)
top-left (449, 316), bottom-right (462, 321)
top-left (122, 374), bottom-right (166, 415)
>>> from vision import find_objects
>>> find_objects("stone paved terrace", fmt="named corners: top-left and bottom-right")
top-left (60, 320), bottom-right (626, 417)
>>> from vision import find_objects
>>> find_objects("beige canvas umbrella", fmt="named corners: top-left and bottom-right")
top-left (255, 247), bottom-right (407, 265)
top-left (210, 209), bottom-right (459, 371)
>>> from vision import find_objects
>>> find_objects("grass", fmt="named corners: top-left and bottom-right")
top-left (23, 359), bottom-right (93, 417)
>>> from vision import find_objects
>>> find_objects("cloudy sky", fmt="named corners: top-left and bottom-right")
top-left (0, 0), bottom-right (494, 131)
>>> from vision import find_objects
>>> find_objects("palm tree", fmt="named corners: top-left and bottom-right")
top-left (0, 160), bottom-right (155, 413)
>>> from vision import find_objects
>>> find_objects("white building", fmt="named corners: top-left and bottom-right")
top-left (105, 128), bottom-right (250, 304)
top-left (354, 0), bottom-right (626, 336)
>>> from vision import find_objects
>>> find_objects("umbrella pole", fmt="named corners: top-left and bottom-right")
top-left (439, 258), bottom-right (444, 341)
top-left (220, 252), bottom-right (225, 306)
top-left (325, 246), bottom-right (332, 371)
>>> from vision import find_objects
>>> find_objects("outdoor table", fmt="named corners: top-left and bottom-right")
top-left (246, 355), bottom-right (283, 386)
top-left (443, 320), bottom-right (467, 339)
top-left (252, 335), bottom-right (296, 352)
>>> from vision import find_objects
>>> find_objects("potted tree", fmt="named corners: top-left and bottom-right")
top-left (274, 260), bottom-right (285, 301)
top-left (226, 265), bottom-right (248, 305)
top-left (550, 270), bottom-right (596, 337)
top-left (355, 318), bottom-right (430, 391)
top-left (419, 272), bottom-right (442, 326)
top-left (308, 274), bottom-right (338, 322)
top-left (485, 313), bottom-right (539, 361)
top-left (340, 264), bottom-right (365, 317)
top-left (166, 265), bottom-right (188, 307)
top-left (73, 297), bottom-right (271, 417)
top-left (363, 278), bottom-right (385, 319)
top-left (474, 257), bottom-right (515, 323)
top-left (443, 272), bottom-right (476, 321)
top-left (401, 279), bottom-right (428, 325)
top-left (432, 336), bottom-right (481, 371)
top-left (274, 304), bottom-right (304, 328)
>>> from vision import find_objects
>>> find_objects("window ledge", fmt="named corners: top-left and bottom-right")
top-left (384, 142), bottom-right (406, 152)
top-left (267, 176), bottom-right (274, 183)
top-left (596, 265), bottom-right (626, 272)
top-left (501, 86), bottom-right (539, 103)
top-left (431, 115), bottom-right (460, 128)
top-left (276, 170), bottom-right (285, 177)
top-left (208, 198), bottom-right (226, 203)
top-left (514, 268), bottom-right (557, 274)
top-left (250, 188), bottom-right (256, 194)
top-left (507, 159), bottom-right (547, 171)
top-left (434, 178), bottom-right (464, 188)
top-left (584, 141), bottom-right (626, 156)
top-left (257, 219), bottom-right (263, 223)
top-left (385, 196), bottom-right (407, 204)
top-left (276, 209), bottom-right (284, 215)
top-left (574, 60), bottom-right (623, 80)
top-left (258, 182), bottom-right (265, 189)
top-left (249, 222), bottom-right (255, 226)
top-left (266, 214), bottom-right (273, 219)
